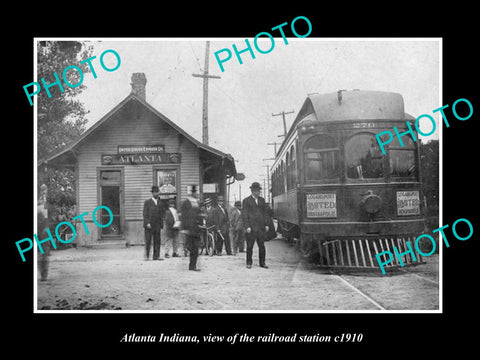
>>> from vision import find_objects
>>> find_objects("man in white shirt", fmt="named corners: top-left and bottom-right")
top-left (164, 198), bottom-right (181, 258)
top-left (230, 201), bottom-right (245, 254)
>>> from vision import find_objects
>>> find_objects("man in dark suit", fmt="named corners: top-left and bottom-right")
top-left (211, 195), bottom-right (232, 255)
top-left (180, 185), bottom-right (203, 271)
top-left (242, 182), bottom-right (271, 269)
top-left (143, 185), bottom-right (164, 260)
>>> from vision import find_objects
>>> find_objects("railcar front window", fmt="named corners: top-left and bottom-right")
top-left (345, 134), bottom-right (383, 179)
top-left (304, 135), bottom-right (339, 181)
top-left (389, 135), bottom-right (418, 178)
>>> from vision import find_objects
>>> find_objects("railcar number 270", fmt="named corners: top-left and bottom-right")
top-left (351, 122), bottom-right (375, 128)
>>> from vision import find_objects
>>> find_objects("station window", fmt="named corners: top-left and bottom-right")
top-left (304, 134), bottom-right (339, 181)
top-left (345, 133), bottom-right (383, 179)
top-left (389, 135), bottom-right (418, 178)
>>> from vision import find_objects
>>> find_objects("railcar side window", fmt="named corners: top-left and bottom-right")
top-left (345, 133), bottom-right (383, 179)
top-left (389, 135), bottom-right (418, 178)
top-left (287, 145), bottom-right (297, 189)
top-left (286, 151), bottom-right (291, 189)
top-left (304, 134), bottom-right (339, 181)
top-left (291, 145), bottom-right (296, 187)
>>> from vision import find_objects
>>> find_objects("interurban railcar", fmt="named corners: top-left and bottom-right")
top-left (271, 90), bottom-right (426, 271)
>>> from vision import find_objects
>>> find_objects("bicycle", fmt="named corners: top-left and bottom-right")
top-left (52, 220), bottom-right (76, 248)
top-left (198, 224), bottom-right (216, 256)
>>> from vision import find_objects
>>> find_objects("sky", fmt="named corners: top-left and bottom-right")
top-left (66, 38), bottom-right (440, 204)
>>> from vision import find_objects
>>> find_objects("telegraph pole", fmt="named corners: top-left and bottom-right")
top-left (262, 164), bottom-right (271, 204)
top-left (193, 41), bottom-right (221, 145)
top-left (272, 110), bottom-right (295, 137)
top-left (267, 142), bottom-right (282, 157)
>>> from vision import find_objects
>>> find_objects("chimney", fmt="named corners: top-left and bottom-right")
top-left (131, 73), bottom-right (147, 101)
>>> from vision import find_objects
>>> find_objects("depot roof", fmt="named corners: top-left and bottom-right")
top-left (40, 92), bottom-right (236, 176)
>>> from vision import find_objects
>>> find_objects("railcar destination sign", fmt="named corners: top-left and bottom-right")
top-left (306, 193), bottom-right (337, 218)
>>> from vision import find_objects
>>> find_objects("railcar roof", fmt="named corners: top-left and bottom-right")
top-left (274, 90), bottom-right (415, 165)
top-left (302, 90), bottom-right (408, 123)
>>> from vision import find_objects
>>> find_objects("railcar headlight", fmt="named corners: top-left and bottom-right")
top-left (360, 190), bottom-right (383, 214)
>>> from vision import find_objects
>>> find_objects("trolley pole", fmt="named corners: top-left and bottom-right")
top-left (272, 110), bottom-right (295, 137)
top-left (193, 41), bottom-right (221, 145)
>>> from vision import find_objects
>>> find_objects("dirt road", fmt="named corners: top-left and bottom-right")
top-left (36, 238), bottom-right (439, 311)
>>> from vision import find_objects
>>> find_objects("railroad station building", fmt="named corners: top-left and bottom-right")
top-left (41, 73), bottom-right (237, 246)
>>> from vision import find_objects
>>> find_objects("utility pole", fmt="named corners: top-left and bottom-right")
top-left (272, 110), bottom-right (295, 137)
top-left (257, 177), bottom-right (267, 200)
top-left (193, 41), bottom-right (221, 145)
top-left (262, 164), bottom-right (271, 204)
top-left (267, 142), bottom-right (282, 157)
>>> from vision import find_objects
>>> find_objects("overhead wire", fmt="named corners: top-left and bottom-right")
top-left (317, 43), bottom-right (347, 91)
top-left (210, 81), bottom-right (267, 123)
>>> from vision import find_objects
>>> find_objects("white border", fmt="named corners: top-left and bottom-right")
top-left (33, 37), bottom-right (442, 314)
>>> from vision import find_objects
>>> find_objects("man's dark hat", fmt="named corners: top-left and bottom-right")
top-left (151, 185), bottom-right (160, 193)
top-left (250, 182), bottom-right (262, 190)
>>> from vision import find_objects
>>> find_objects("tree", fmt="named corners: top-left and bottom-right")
top-left (37, 41), bottom-right (93, 160)
top-left (37, 41), bottom-right (93, 221)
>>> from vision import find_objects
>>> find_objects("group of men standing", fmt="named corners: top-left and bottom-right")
top-left (203, 195), bottom-right (237, 256)
top-left (143, 186), bottom-right (182, 261)
top-left (142, 182), bottom-right (274, 271)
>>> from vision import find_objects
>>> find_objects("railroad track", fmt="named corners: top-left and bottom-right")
top-left (328, 268), bottom-right (439, 311)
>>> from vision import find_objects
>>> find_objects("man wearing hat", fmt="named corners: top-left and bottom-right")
top-left (180, 185), bottom-right (203, 271)
top-left (211, 195), bottom-right (232, 255)
top-left (230, 200), bottom-right (245, 254)
top-left (203, 197), bottom-right (213, 220)
top-left (203, 197), bottom-right (215, 227)
top-left (242, 182), bottom-right (271, 268)
top-left (143, 185), bottom-right (165, 260)
top-left (164, 198), bottom-right (181, 258)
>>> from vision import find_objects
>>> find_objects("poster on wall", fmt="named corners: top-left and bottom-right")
top-left (157, 169), bottom-right (177, 194)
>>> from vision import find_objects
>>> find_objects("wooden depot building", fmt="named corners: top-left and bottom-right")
top-left (41, 73), bottom-right (237, 246)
